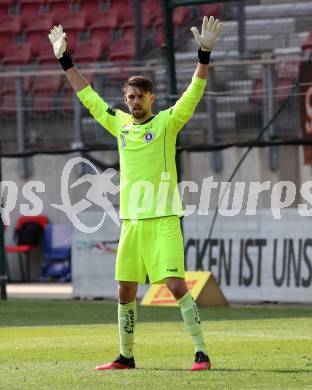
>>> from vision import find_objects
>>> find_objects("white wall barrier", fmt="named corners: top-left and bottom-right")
top-left (184, 209), bottom-right (312, 303)
top-left (72, 209), bottom-right (312, 302)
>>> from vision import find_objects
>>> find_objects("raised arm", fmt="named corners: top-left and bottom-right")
top-left (168, 16), bottom-right (222, 134)
top-left (48, 25), bottom-right (128, 137)
top-left (191, 15), bottom-right (223, 79)
top-left (49, 25), bottom-right (89, 92)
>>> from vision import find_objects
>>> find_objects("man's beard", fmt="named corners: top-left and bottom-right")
top-left (131, 108), bottom-right (146, 119)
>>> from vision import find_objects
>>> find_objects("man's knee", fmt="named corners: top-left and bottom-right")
top-left (166, 278), bottom-right (188, 300)
top-left (118, 282), bottom-right (138, 303)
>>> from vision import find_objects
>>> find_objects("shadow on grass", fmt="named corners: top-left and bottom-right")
top-left (214, 368), bottom-right (312, 374)
top-left (126, 367), bottom-right (312, 373)
top-left (0, 300), bottom-right (312, 327)
top-left (136, 368), bottom-right (188, 372)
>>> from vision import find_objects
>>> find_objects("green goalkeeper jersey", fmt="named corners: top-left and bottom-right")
top-left (77, 76), bottom-right (206, 220)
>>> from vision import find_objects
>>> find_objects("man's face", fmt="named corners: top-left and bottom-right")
top-left (124, 86), bottom-right (154, 119)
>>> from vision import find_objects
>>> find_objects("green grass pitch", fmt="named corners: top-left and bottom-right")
top-left (0, 300), bottom-right (311, 389)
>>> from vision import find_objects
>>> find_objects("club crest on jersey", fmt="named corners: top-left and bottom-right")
top-left (144, 131), bottom-right (155, 143)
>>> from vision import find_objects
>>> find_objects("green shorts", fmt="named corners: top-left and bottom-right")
top-left (115, 216), bottom-right (185, 284)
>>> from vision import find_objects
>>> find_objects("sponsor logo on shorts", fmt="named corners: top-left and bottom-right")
top-left (166, 268), bottom-right (178, 272)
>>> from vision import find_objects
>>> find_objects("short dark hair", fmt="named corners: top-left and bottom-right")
top-left (124, 76), bottom-right (153, 94)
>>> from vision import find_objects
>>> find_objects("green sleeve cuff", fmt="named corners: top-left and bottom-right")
top-left (76, 85), bottom-right (93, 100)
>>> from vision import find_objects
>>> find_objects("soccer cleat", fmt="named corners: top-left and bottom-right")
top-left (95, 354), bottom-right (135, 370)
top-left (191, 351), bottom-right (211, 371)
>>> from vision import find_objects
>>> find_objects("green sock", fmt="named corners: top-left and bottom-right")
top-left (118, 300), bottom-right (136, 358)
top-left (177, 292), bottom-right (207, 354)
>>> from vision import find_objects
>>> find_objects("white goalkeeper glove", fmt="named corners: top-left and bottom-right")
top-left (191, 16), bottom-right (222, 52)
top-left (48, 25), bottom-right (67, 59)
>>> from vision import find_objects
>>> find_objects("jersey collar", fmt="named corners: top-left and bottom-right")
top-left (132, 115), bottom-right (155, 126)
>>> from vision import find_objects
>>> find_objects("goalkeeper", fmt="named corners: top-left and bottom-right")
top-left (49, 16), bottom-right (222, 371)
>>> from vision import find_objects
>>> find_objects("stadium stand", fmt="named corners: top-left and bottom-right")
top-left (31, 75), bottom-right (61, 113)
top-left (0, 0), bottom-right (218, 66)
top-left (0, 14), bottom-right (22, 56)
top-left (48, 0), bottom-right (70, 15)
top-left (5, 215), bottom-right (49, 282)
top-left (73, 40), bottom-right (103, 63)
top-left (3, 42), bottom-right (32, 66)
top-left (0, 0), bottom-right (310, 146)
top-left (20, 0), bottom-right (46, 21)
top-left (27, 14), bottom-right (55, 55)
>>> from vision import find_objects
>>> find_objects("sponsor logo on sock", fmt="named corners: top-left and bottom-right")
top-left (192, 299), bottom-right (201, 324)
top-left (166, 268), bottom-right (178, 272)
top-left (124, 309), bottom-right (135, 334)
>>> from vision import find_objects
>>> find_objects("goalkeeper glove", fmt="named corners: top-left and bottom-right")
top-left (49, 25), bottom-right (73, 70)
top-left (191, 16), bottom-right (222, 64)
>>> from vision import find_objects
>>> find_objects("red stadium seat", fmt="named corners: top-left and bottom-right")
top-left (173, 7), bottom-right (190, 28)
top-left (26, 13), bottom-right (54, 30)
top-left (0, 32), bottom-right (14, 56)
top-left (121, 20), bottom-right (135, 38)
top-left (0, 15), bottom-right (22, 33)
top-left (3, 42), bottom-right (32, 66)
top-left (27, 14), bottom-right (55, 54)
top-left (32, 92), bottom-right (56, 113)
top-left (109, 34), bottom-right (135, 62)
top-left (32, 75), bottom-right (61, 92)
top-left (0, 0), bottom-right (16, 7)
top-left (91, 9), bottom-right (120, 30)
top-left (201, 4), bottom-right (222, 18)
top-left (90, 10), bottom-right (121, 49)
top-left (79, 0), bottom-right (101, 24)
top-left (32, 75), bottom-right (62, 113)
top-left (0, 79), bottom-right (16, 115)
top-left (48, 0), bottom-right (70, 15)
top-left (5, 215), bottom-right (49, 281)
top-left (0, 76), bottom-right (32, 115)
top-left (0, 0), bottom-right (18, 18)
top-left (61, 12), bottom-right (86, 32)
top-left (1, 78), bottom-right (16, 94)
top-left (50, 10), bottom-right (68, 27)
top-left (74, 40), bottom-right (103, 63)
top-left (1, 76), bottom-right (32, 93)
top-left (1, 94), bottom-right (18, 115)
top-left (37, 41), bottom-right (56, 64)
top-left (0, 15), bottom-right (22, 56)
top-left (153, 11), bottom-right (163, 28)
top-left (90, 28), bottom-right (110, 52)
top-left (62, 84), bottom-right (75, 113)
top-left (141, 9), bottom-right (159, 28)
top-left (142, 0), bottom-right (161, 25)
top-left (64, 29), bottom-right (78, 52)
top-left (20, 0), bottom-right (46, 22)
top-left (16, 215), bottom-right (49, 231)
top-left (110, 0), bottom-right (131, 24)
